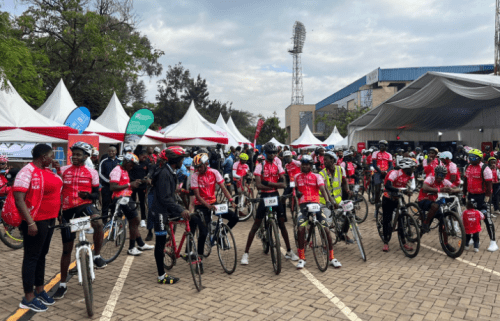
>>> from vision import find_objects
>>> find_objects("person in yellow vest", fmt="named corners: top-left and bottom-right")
top-left (319, 151), bottom-right (354, 243)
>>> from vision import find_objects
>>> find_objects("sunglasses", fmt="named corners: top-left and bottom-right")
top-left (468, 155), bottom-right (480, 161)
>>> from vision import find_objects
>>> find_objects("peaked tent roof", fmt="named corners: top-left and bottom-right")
top-left (227, 116), bottom-right (251, 144)
top-left (267, 137), bottom-right (285, 147)
top-left (291, 125), bottom-right (326, 148)
top-left (0, 80), bottom-right (77, 141)
top-left (37, 79), bottom-right (122, 143)
top-left (215, 114), bottom-right (240, 146)
top-left (95, 92), bottom-right (164, 145)
top-left (323, 126), bottom-right (344, 145)
top-left (160, 101), bottom-right (227, 145)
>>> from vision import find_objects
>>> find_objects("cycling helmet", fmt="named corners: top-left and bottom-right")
top-left (193, 153), bottom-right (209, 167)
top-left (5, 168), bottom-right (20, 182)
top-left (263, 142), bottom-right (278, 154)
top-left (488, 156), bottom-right (497, 162)
top-left (415, 147), bottom-right (421, 152)
top-left (162, 146), bottom-right (189, 162)
top-left (361, 149), bottom-right (366, 154)
top-left (257, 154), bottom-right (264, 161)
top-left (378, 140), bottom-right (388, 146)
top-left (0, 155), bottom-right (8, 163)
top-left (123, 145), bottom-right (133, 153)
top-left (423, 150), bottom-right (427, 154)
top-left (468, 149), bottom-right (483, 158)
top-left (291, 151), bottom-right (297, 156)
top-left (123, 153), bottom-right (139, 164)
top-left (398, 157), bottom-right (417, 169)
top-left (343, 150), bottom-right (353, 157)
top-left (92, 149), bottom-right (99, 157)
top-left (371, 146), bottom-right (379, 152)
top-left (439, 151), bottom-right (453, 160)
top-left (283, 151), bottom-right (292, 157)
top-left (324, 151), bottom-right (338, 161)
top-left (70, 142), bottom-right (93, 156)
top-left (300, 155), bottom-right (314, 164)
top-left (429, 147), bottom-right (439, 154)
top-left (485, 145), bottom-right (491, 150)
top-left (239, 153), bottom-right (249, 161)
top-left (434, 165), bottom-right (448, 177)
top-left (154, 147), bottom-right (161, 153)
top-left (457, 145), bottom-right (464, 150)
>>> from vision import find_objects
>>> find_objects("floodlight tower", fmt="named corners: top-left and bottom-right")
top-left (288, 21), bottom-right (306, 105)
top-left (496, 0), bottom-right (500, 74)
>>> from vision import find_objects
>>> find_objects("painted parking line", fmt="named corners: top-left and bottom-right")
top-left (280, 247), bottom-right (363, 321)
top-left (99, 256), bottom-right (134, 321)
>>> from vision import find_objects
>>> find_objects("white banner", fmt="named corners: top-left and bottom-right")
top-left (0, 142), bottom-right (52, 158)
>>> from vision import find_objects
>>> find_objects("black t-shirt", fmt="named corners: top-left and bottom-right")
top-left (130, 159), bottom-right (149, 189)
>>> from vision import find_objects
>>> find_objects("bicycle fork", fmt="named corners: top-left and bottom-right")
top-left (75, 231), bottom-right (95, 284)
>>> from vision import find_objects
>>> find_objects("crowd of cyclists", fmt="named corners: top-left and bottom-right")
top-left (3, 138), bottom-right (500, 313)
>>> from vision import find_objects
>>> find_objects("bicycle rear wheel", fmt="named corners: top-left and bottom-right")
top-left (194, 227), bottom-right (212, 258)
top-left (398, 213), bottom-right (420, 258)
top-left (349, 216), bottom-right (366, 261)
top-left (0, 221), bottom-right (23, 249)
top-left (217, 223), bottom-right (237, 274)
top-left (439, 211), bottom-right (465, 258)
top-left (311, 222), bottom-right (329, 272)
top-left (163, 225), bottom-right (176, 270)
top-left (186, 233), bottom-right (202, 291)
top-left (79, 250), bottom-right (94, 317)
top-left (235, 194), bottom-right (253, 221)
top-left (353, 194), bottom-right (369, 223)
top-left (268, 219), bottom-right (282, 274)
top-left (101, 218), bottom-right (126, 263)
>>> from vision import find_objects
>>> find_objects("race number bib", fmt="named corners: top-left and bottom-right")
top-left (353, 185), bottom-right (360, 192)
top-left (118, 197), bottom-right (130, 205)
top-left (70, 216), bottom-right (91, 232)
top-left (341, 201), bottom-right (354, 212)
top-left (214, 203), bottom-right (228, 215)
top-left (306, 203), bottom-right (321, 212)
top-left (437, 193), bottom-right (450, 199)
top-left (263, 196), bottom-right (278, 207)
top-left (289, 181), bottom-right (295, 188)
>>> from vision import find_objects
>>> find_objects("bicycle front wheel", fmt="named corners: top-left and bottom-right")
top-left (398, 213), bottom-right (420, 258)
top-left (186, 233), bottom-right (202, 291)
top-left (268, 219), bottom-right (282, 275)
top-left (194, 227), bottom-right (212, 258)
top-left (0, 221), bottom-right (23, 250)
top-left (353, 194), bottom-right (369, 223)
top-left (101, 218), bottom-right (126, 263)
top-left (235, 195), bottom-right (254, 221)
top-left (311, 222), bottom-right (329, 272)
top-left (349, 216), bottom-right (366, 261)
top-left (80, 250), bottom-right (94, 317)
top-left (217, 223), bottom-right (237, 274)
top-left (439, 211), bottom-right (465, 258)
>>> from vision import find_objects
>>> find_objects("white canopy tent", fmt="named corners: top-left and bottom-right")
top-left (348, 72), bottom-right (500, 147)
top-left (323, 126), bottom-right (344, 146)
top-left (215, 114), bottom-right (240, 147)
top-left (96, 92), bottom-right (165, 145)
top-left (267, 137), bottom-right (285, 147)
top-left (291, 125), bottom-right (326, 148)
top-left (37, 79), bottom-right (122, 144)
top-left (227, 116), bottom-right (251, 145)
top-left (0, 80), bottom-right (77, 142)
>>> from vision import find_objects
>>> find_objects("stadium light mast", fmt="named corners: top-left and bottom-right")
top-left (288, 21), bottom-right (306, 105)
top-left (495, 0), bottom-right (500, 74)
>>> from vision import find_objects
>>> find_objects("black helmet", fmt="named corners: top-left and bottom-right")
top-left (457, 145), bottom-right (463, 150)
top-left (379, 140), bottom-right (388, 146)
top-left (434, 165), bottom-right (448, 177)
top-left (415, 147), bottom-right (421, 152)
top-left (264, 142), bottom-right (278, 154)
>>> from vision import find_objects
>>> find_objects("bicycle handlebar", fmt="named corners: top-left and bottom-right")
top-left (248, 193), bottom-right (293, 204)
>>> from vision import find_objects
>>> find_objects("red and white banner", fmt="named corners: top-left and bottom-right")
top-left (253, 118), bottom-right (265, 146)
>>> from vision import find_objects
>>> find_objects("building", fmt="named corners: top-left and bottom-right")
top-left (285, 64), bottom-right (494, 144)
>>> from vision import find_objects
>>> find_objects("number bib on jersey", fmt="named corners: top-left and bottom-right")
top-left (70, 216), bottom-right (91, 232)
top-left (342, 201), bottom-right (354, 212)
top-left (306, 203), bottom-right (321, 212)
top-left (263, 196), bottom-right (278, 207)
top-left (214, 203), bottom-right (228, 215)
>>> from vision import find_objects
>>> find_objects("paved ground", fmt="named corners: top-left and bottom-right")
top-left (2, 200), bottom-right (500, 321)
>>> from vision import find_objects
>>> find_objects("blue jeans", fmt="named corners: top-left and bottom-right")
top-left (147, 189), bottom-right (155, 230)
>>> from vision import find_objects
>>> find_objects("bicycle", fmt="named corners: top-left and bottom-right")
top-left (234, 174), bottom-right (255, 221)
top-left (327, 200), bottom-right (366, 261)
top-left (299, 202), bottom-right (331, 272)
top-left (374, 188), bottom-right (421, 258)
top-left (193, 203), bottom-right (237, 274)
top-left (250, 194), bottom-right (292, 275)
top-left (100, 197), bottom-right (129, 263)
top-left (349, 184), bottom-right (369, 223)
top-left (163, 215), bottom-right (203, 291)
top-left (51, 215), bottom-right (103, 317)
top-left (408, 193), bottom-right (466, 258)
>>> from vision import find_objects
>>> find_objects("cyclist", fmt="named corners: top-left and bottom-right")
top-left (294, 155), bottom-right (341, 269)
top-left (191, 153), bottom-right (237, 273)
top-left (380, 158), bottom-right (416, 252)
top-left (0, 155), bottom-right (9, 197)
top-left (372, 140), bottom-right (393, 207)
top-left (110, 153), bottom-right (154, 256)
top-left (53, 142), bottom-right (106, 300)
top-left (314, 147), bottom-right (326, 171)
top-left (336, 148), bottom-right (344, 166)
top-left (340, 150), bottom-right (357, 186)
top-left (439, 151), bottom-right (460, 187)
top-left (417, 166), bottom-right (461, 236)
top-left (423, 147), bottom-right (441, 177)
top-left (454, 145), bottom-right (468, 175)
top-left (241, 142), bottom-right (299, 265)
top-left (415, 147), bottom-right (424, 175)
top-left (488, 157), bottom-right (500, 216)
top-left (283, 150), bottom-right (301, 193)
top-left (463, 149), bottom-right (498, 252)
top-left (232, 152), bottom-right (250, 203)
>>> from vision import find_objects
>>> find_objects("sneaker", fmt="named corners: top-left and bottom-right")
top-left (157, 274), bottom-right (180, 284)
top-left (140, 220), bottom-right (146, 228)
top-left (127, 247), bottom-right (143, 256)
top-left (241, 253), bottom-right (249, 265)
top-left (487, 240), bottom-right (499, 252)
top-left (52, 286), bottom-right (67, 300)
top-left (383, 244), bottom-right (389, 252)
top-left (68, 266), bottom-right (78, 276)
top-left (93, 256), bottom-right (107, 269)
top-left (330, 258), bottom-right (342, 268)
top-left (285, 250), bottom-right (299, 261)
top-left (19, 297), bottom-right (47, 312)
top-left (344, 236), bottom-right (354, 244)
top-left (403, 244), bottom-right (414, 251)
top-left (296, 259), bottom-right (306, 269)
top-left (474, 248), bottom-right (479, 253)
top-left (34, 290), bottom-right (54, 306)
top-left (145, 231), bottom-right (154, 242)
top-left (464, 246), bottom-right (470, 251)
top-left (137, 243), bottom-right (154, 251)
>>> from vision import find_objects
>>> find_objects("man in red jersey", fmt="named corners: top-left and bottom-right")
top-left (372, 140), bottom-right (393, 206)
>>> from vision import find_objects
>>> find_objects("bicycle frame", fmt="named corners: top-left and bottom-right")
top-left (75, 230), bottom-right (95, 284)
top-left (168, 219), bottom-right (192, 259)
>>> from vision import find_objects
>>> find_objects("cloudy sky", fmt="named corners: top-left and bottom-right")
top-left (4, 0), bottom-right (496, 125)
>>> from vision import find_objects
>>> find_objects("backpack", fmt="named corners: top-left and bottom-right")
top-left (1, 190), bottom-right (22, 227)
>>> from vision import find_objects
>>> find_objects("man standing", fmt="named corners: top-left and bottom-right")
top-left (130, 150), bottom-right (149, 228)
top-left (99, 146), bottom-right (120, 221)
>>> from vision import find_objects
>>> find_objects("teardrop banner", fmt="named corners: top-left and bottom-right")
top-left (124, 109), bottom-right (154, 153)
top-left (64, 107), bottom-right (91, 134)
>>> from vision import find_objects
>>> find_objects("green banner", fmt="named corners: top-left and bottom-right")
top-left (124, 109), bottom-right (155, 152)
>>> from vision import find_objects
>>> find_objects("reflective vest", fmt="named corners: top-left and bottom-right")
top-left (319, 166), bottom-right (342, 205)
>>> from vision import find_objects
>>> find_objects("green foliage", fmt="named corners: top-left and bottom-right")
top-left (256, 112), bottom-right (287, 145)
top-left (315, 106), bottom-right (369, 137)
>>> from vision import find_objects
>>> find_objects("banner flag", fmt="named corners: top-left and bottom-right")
top-left (64, 107), bottom-right (91, 134)
top-left (124, 109), bottom-right (154, 152)
top-left (253, 118), bottom-right (265, 146)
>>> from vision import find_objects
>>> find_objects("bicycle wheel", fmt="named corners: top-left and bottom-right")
top-left (258, 220), bottom-right (269, 254)
top-left (375, 207), bottom-right (384, 242)
top-left (79, 250), bottom-right (94, 317)
top-left (439, 211), bottom-right (465, 258)
top-left (194, 226), bottom-right (212, 258)
top-left (398, 213), bottom-right (420, 258)
top-left (291, 196), bottom-right (299, 248)
top-left (368, 183), bottom-right (375, 204)
top-left (235, 195), bottom-right (253, 221)
top-left (0, 221), bottom-right (23, 249)
top-left (217, 223), bottom-right (237, 274)
top-left (163, 228), bottom-right (176, 270)
top-left (268, 219), bottom-right (281, 275)
top-left (186, 233), bottom-right (202, 291)
top-left (353, 194), bottom-right (368, 223)
top-left (101, 219), bottom-right (126, 263)
top-left (349, 216), bottom-right (366, 261)
top-left (311, 222), bottom-right (329, 272)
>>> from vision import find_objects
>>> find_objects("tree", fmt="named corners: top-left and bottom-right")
top-left (315, 106), bottom-right (369, 137)
top-left (256, 112), bottom-right (287, 145)
top-left (18, 0), bottom-right (163, 113)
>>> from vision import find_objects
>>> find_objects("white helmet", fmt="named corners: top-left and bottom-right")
top-left (283, 151), bottom-right (292, 157)
top-left (398, 157), bottom-right (417, 169)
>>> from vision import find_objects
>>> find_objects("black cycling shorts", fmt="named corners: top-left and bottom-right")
top-left (255, 192), bottom-right (285, 220)
top-left (373, 172), bottom-right (386, 185)
top-left (111, 198), bottom-right (138, 221)
top-left (297, 203), bottom-right (327, 227)
top-left (61, 204), bottom-right (99, 244)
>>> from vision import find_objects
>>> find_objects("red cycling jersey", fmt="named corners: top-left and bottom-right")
top-left (341, 161), bottom-right (357, 185)
top-left (294, 171), bottom-right (324, 204)
top-left (60, 165), bottom-right (100, 210)
top-left (462, 209), bottom-right (484, 234)
top-left (285, 160), bottom-right (301, 181)
top-left (109, 165), bottom-right (133, 199)
top-left (383, 169), bottom-right (414, 198)
top-left (190, 168), bottom-right (223, 206)
top-left (0, 174), bottom-right (8, 197)
top-left (232, 161), bottom-right (249, 179)
top-left (443, 161), bottom-right (459, 186)
top-left (418, 176), bottom-right (452, 202)
top-left (254, 160), bottom-right (285, 193)
top-left (372, 151), bottom-right (392, 172)
top-left (423, 158), bottom-right (441, 177)
top-left (465, 163), bottom-right (493, 194)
